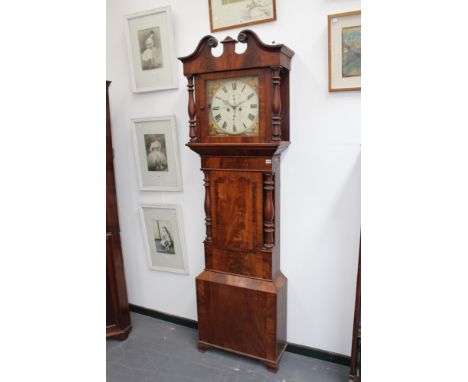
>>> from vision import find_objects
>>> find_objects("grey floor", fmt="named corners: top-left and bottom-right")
top-left (107, 312), bottom-right (350, 382)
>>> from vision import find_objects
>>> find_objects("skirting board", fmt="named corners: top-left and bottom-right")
top-left (129, 303), bottom-right (351, 367)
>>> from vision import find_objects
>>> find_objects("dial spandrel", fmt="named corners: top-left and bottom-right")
top-left (206, 76), bottom-right (259, 136)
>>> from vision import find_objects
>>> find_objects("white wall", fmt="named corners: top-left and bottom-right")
top-left (107, 0), bottom-right (360, 356)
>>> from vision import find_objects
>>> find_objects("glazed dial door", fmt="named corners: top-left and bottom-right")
top-left (207, 76), bottom-right (260, 136)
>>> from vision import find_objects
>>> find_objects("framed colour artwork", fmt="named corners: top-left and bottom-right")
top-left (124, 6), bottom-right (178, 92)
top-left (139, 204), bottom-right (188, 274)
top-left (132, 116), bottom-right (183, 191)
top-left (328, 10), bottom-right (361, 92)
top-left (208, 0), bottom-right (277, 32)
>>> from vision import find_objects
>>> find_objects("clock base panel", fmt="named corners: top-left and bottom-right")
top-left (196, 270), bottom-right (287, 371)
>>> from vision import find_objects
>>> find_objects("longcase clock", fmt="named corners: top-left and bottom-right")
top-left (179, 30), bottom-right (294, 371)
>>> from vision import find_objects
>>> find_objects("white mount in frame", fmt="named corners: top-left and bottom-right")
top-left (132, 115), bottom-right (183, 192)
top-left (124, 6), bottom-right (179, 93)
top-left (139, 204), bottom-right (189, 274)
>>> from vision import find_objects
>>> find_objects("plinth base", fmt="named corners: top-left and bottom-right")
top-left (198, 340), bottom-right (287, 372)
top-left (196, 270), bottom-right (287, 372)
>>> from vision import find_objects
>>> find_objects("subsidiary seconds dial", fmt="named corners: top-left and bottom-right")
top-left (208, 78), bottom-right (259, 136)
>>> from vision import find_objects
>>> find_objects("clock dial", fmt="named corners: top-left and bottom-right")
top-left (207, 76), bottom-right (259, 136)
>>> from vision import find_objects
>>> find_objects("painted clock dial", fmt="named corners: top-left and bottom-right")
top-left (206, 76), bottom-right (259, 136)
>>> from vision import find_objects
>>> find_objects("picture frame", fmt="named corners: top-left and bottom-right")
top-left (132, 116), bottom-right (183, 191)
top-left (208, 0), bottom-right (277, 32)
top-left (328, 10), bottom-right (361, 92)
top-left (124, 6), bottom-right (178, 93)
top-left (139, 204), bottom-right (188, 274)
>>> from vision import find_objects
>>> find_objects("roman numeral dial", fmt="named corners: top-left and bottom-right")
top-left (207, 76), bottom-right (259, 136)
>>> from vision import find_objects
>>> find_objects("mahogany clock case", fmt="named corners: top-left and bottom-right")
top-left (179, 30), bottom-right (294, 371)
top-left (180, 30), bottom-right (293, 148)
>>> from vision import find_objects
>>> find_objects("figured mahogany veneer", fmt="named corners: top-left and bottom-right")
top-left (179, 30), bottom-right (294, 372)
top-left (196, 270), bottom-right (287, 370)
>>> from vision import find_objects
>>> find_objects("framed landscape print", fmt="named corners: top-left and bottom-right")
top-left (208, 0), bottom-right (276, 32)
top-left (124, 6), bottom-right (178, 92)
top-left (139, 204), bottom-right (188, 274)
top-left (328, 11), bottom-right (361, 92)
top-left (132, 116), bottom-right (183, 191)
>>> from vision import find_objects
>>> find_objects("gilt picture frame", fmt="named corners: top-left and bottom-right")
top-left (124, 6), bottom-right (178, 92)
top-left (328, 10), bottom-right (361, 92)
top-left (139, 204), bottom-right (188, 274)
top-left (132, 116), bottom-right (183, 191)
top-left (208, 0), bottom-right (277, 32)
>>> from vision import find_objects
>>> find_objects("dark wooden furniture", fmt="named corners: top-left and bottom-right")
top-left (179, 30), bottom-right (294, 372)
top-left (106, 81), bottom-right (131, 340)
top-left (349, 240), bottom-right (361, 381)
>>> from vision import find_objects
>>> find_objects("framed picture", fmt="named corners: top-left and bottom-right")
top-left (208, 0), bottom-right (277, 32)
top-left (132, 116), bottom-right (183, 191)
top-left (139, 204), bottom-right (188, 274)
top-left (124, 6), bottom-right (178, 92)
top-left (328, 11), bottom-right (361, 92)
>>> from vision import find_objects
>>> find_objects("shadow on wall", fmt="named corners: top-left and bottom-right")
top-left (323, 149), bottom-right (360, 350)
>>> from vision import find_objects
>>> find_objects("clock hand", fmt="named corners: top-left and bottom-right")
top-left (232, 107), bottom-right (238, 133)
top-left (235, 97), bottom-right (250, 107)
top-left (215, 96), bottom-right (235, 108)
